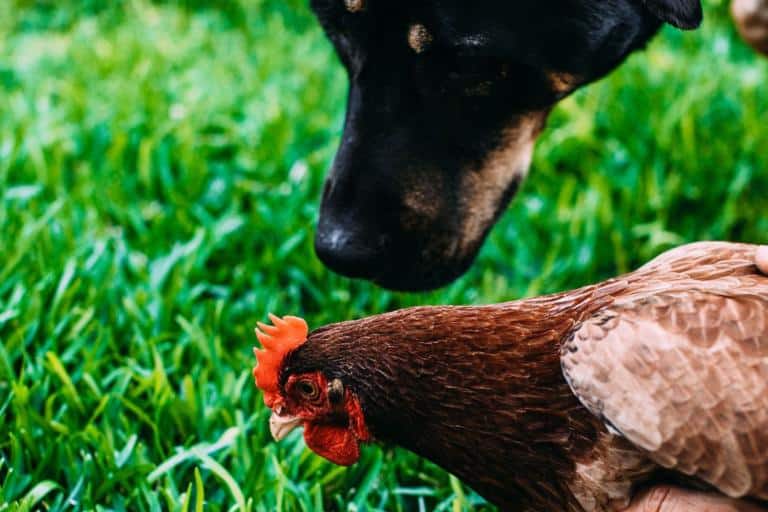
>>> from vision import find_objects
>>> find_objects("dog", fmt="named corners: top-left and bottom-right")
top-left (311, 0), bottom-right (707, 291)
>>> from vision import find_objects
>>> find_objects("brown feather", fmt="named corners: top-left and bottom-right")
top-left (563, 244), bottom-right (768, 505)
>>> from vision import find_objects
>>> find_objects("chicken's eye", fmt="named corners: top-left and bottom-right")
top-left (296, 380), bottom-right (320, 401)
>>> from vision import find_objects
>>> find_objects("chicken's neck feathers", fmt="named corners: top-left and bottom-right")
top-left (289, 290), bottom-right (608, 509)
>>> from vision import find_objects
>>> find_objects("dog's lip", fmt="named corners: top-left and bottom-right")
top-left (314, 220), bottom-right (479, 291)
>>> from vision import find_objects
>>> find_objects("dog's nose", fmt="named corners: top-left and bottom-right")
top-left (314, 226), bottom-right (388, 279)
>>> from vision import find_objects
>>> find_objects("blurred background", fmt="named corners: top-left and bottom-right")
top-left (0, 0), bottom-right (766, 510)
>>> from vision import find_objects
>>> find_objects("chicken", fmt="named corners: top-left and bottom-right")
top-left (253, 241), bottom-right (768, 512)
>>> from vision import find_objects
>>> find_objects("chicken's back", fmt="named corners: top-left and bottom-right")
top-left (635, 241), bottom-right (759, 278)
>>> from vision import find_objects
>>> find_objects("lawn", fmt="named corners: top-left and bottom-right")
top-left (0, 0), bottom-right (766, 510)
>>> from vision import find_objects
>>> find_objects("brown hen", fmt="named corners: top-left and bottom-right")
top-left (254, 242), bottom-right (768, 511)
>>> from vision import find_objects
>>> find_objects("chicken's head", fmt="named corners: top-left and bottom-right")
top-left (252, 314), bottom-right (371, 466)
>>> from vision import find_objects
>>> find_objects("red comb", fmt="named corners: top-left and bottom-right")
top-left (253, 314), bottom-right (308, 408)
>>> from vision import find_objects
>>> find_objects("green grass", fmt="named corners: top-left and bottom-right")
top-left (1, 0), bottom-right (767, 510)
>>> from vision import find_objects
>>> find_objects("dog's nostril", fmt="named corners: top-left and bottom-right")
top-left (314, 227), bottom-right (387, 279)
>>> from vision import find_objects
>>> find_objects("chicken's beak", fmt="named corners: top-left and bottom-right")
top-left (269, 410), bottom-right (303, 441)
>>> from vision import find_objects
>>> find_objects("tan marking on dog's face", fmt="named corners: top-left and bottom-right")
top-left (344, 0), bottom-right (365, 13)
top-left (408, 24), bottom-right (433, 54)
top-left (458, 112), bottom-right (549, 254)
top-left (546, 71), bottom-right (581, 95)
top-left (400, 169), bottom-right (445, 231)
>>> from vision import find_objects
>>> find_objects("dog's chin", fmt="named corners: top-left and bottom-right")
top-left (370, 257), bottom-right (476, 292)
top-left (318, 251), bottom-right (476, 292)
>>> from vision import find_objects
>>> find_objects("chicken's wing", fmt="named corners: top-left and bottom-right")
top-left (562, 284), bottom-right (768, 500)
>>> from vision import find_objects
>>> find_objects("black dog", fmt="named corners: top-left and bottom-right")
top-left (311, 0), bottom-right (702, 291)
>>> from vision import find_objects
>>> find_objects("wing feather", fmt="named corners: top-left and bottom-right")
top-left (562, 285), bottom-right (768, 499)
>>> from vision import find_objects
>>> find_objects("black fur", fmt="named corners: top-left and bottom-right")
top-left (644, 0), bottom-right (703, 29)
top-left (311, 0), bottom-right (701, 291)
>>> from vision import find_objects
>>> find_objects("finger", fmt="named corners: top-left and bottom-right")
top-left (756, 246), bottom-right (768, 274)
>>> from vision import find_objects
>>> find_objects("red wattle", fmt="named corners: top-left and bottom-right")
top-left (298, 388), bottom-right (371, 466)
top-left (304, 423), bottom-right (361, 466)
